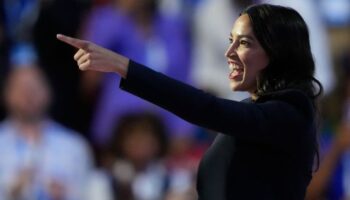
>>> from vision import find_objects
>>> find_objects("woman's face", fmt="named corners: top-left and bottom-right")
top-left (225, 14), bottom-right (269, 94)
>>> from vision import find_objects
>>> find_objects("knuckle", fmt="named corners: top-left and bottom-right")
top-left (84, 42), bottom-right (92, 51)
top-left (79, 65), bottom-right (86, 71)
top-left (73, 53), bottom-right (79, 60)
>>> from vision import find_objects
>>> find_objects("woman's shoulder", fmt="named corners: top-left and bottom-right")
top-left (257, 89), bottom-right (315, 118)
top-left (259, 89), bottom-right (309, 100)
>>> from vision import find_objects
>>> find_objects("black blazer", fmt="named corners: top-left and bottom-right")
top-left (120, 60), bottom-right (316, 200)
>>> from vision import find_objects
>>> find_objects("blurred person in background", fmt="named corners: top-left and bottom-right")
top-left (1, 0), bottom-right (91, 135)
top-left (80, 0), bottom-right (193, 145)
top-left (306, 49), bottom-right (350, 200)
top-left (98, 112), bottom-right (175, 200)
top-left (164, 135), bottom-right (200, 200)
top-left (0, 64), bottom-right (92, 200)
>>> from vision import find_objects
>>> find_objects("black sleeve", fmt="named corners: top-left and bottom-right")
top-left (120, 60), bottom-right (314, 146)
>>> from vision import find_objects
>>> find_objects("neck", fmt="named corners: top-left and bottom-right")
top-left (12, 118), bottom-right (45, 144)
top-left (249, 88), bottom-right (258, 100)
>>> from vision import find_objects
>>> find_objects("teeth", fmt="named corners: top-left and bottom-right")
top-left (230, 64), bottom-right (242, 71)
top-left (228, 61), bottom-right (243, 72)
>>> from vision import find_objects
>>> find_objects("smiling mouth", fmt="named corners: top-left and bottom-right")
top-left (228, 63), bottom-right (244, 80)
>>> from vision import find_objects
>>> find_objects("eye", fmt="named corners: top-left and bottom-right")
top-left (229, 38), bottom-right (233, 44)
top-left (240, 40), bottom-right (249, 46)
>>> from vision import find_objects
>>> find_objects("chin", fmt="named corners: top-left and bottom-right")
top-left (230, 82), bottom-right (243, 91)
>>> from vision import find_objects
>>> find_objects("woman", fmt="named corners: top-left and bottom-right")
top-left (57, 4), bottom-right (322, 200)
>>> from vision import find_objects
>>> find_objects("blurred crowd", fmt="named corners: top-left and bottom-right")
top-left (0, 0), bottom-right (349, 199)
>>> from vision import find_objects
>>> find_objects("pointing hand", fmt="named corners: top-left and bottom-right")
top-left (56, 34), bottom-right (129, 78)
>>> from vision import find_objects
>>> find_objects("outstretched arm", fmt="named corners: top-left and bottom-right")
top-left (57, 34), bottom-right (312, 147)
top-left (120, 60), bottom-right (312, 148)
top-left (56, 34), bottom-right (129, 78)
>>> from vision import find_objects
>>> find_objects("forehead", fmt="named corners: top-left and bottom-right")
top-left (7, 68), bottom-right (45, 87)
top-left (231, 14), bottom-right (254, 37)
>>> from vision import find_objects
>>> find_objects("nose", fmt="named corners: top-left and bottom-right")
top-left (225, 43), bottom-right (236, 58)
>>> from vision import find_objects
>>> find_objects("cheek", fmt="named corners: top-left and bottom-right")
top-left (241, 51), bottom-right (269, 73)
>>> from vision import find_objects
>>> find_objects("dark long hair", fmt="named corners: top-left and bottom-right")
top-left (241, 4), bottom-right (323, 104)
top-left (242, 4), bottom-right (322, 169)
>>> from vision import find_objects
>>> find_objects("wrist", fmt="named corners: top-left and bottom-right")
top-left (119, 57), bottom-right (129, 79)
top-left (111, 54), bottom-right (129, 78)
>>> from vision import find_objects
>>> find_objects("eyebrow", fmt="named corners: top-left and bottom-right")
top-left (229, 33), bottom-right (254, 40)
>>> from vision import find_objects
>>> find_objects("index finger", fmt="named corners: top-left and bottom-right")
top-left (56, 34), bottom-right (89, 49)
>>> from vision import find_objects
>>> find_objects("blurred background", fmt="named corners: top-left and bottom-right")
top-left (0, 0), bottom-right (349, 199)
